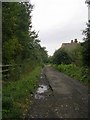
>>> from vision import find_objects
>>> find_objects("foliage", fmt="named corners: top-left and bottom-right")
top-left (55, 64), bottom-right (88, 83)
top-left (82, 22), bottom-right (90, 67)
top-left (2, 2), bottom-right (48, 65)
top-left (67, 44), bottom-right (83, 66)
top-left (2, 2), bottom-right (48, 119)
top-left (48, 56), bottom-right (53, 64)
top-left (2, 66), bottom-right (42, 119)
top-left (52, 48), bottom-right (72, 65)
top-left (2, 2), bottom-right (48, 80)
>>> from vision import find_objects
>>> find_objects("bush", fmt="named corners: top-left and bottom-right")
top-left (52, 48), bottom-right (72, 65)
top-left (55, 64), bottom-right (88, 83)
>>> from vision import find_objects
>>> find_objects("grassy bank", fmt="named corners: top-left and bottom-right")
top-left (2, 65), bottom-right (42, 119)
top-left (53, 64), bottom-right (88, 84)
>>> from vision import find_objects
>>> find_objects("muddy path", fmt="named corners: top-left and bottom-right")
top-left (25, 65), bottom-right (88, 119)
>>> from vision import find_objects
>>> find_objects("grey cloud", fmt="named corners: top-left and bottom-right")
top-left (38, 22), bottom-right (85, 55)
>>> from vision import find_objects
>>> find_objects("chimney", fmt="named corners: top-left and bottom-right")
top-left (74, 39), bottom-right (78, 43)
top-left (71, 40), bottom-right (73, 43)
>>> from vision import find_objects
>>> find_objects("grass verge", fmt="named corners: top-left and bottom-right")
top-left (2, 65), bottom-right (42, 119)
top-left (53, 64), bottom-right (89, 84)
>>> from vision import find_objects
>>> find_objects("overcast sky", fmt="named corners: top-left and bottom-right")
top-left (31, 0), bottom-right (88, 56)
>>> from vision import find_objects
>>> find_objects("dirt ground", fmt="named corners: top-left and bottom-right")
top-left (25, 65), bottom-right (88, 119)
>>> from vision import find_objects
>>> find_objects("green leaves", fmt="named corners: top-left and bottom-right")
top-left (3, 37), bottom-right (22, 63)
top-left (2, 2), bottom-right (48, 119)
top-left (2, 66), bottom-right (42, 119)
top-left (56, 64), bottom-right (88, 83)
top-left (2, 2), bottom-right (48, 65)
top-left (82, 23), bottom-right (90, 67)
top-left (52, 48), bottom-right (72, 65)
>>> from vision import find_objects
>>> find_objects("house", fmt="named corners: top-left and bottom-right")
top-left (61, 39), bottom-right (80, 51)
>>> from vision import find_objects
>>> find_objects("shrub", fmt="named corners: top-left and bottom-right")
top-left (55, 64), bottom-right (88, 83)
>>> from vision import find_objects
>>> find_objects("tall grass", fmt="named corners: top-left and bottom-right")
top-left (2, 65), bottom-right (42, 119)
top-left (54, 64), bottom-right (88, 84)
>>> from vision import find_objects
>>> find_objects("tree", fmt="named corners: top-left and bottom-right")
top-left (52, 48), bottom-right (72, 65)
top-left (2, 2), bottom-right (48, 81)
top-left (67, 44), bottom-right (83, 66)
top-left (2, 2), bottom-right (48, 65)
top-left (82, 23), bottom-right (90, 67)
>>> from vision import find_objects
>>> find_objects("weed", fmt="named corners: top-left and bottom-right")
top-left (54, 64), bottom-right (88, 83)
top-left (2, 66), bottom-right (42, 119)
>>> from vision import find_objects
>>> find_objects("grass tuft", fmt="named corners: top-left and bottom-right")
top-left (2, 66), bottom-right (42, 119)
top-left (54, 64), bottom-right (89, 84)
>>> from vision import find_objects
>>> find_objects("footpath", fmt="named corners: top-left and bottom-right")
top-left (25, 66), bottom-right (88, 119)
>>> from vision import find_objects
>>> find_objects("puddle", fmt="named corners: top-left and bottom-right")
top-left (40, 75), bottom-right (45, 79)
top-left (35, 94), bottom-right (45, 99)
top-left (40, 76), bottom-right (43, 79)
top-left (37, 85), bottom-right (48, 94)
top-left (34, 85), bottom-right (48, 99)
